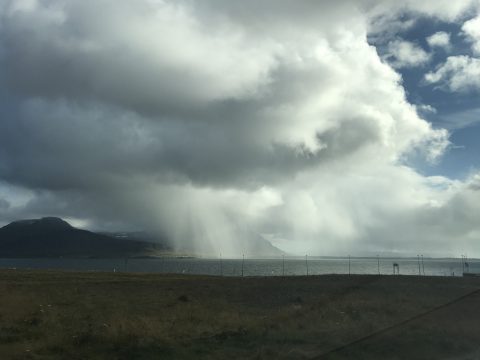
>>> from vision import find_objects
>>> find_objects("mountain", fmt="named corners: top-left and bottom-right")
top-left (174, 226), bottom-right (285, 258)
top-left (0, 217), bottom-right (164, 258)
top-left (221, 230), bottom-right (284, 257)
top-left (0, 217), bottom-right (283, 258)
top-left (245, 233), bottom-right (284, 257)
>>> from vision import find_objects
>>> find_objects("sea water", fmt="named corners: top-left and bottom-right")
top-left (0, 257), bottom-right (477, 277)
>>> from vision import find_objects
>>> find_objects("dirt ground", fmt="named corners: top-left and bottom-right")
top-left (0, 269), bottom-right (479, 359)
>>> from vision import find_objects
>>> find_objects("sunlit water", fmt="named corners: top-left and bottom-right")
top-left (0, 257), bottom-right (478, 277)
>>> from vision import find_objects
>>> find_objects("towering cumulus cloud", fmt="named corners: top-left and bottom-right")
top-left (0, 0), bottom-right (479, 256)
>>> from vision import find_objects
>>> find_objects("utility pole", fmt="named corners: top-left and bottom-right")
top-left (282, 254), bottom-right (285, 277)
top-left (377, 255), bottom-right (380, 275)
top-left (348, 255), bottom-right (351, 276)
top-left (417, 255), bottom-right (421, 275)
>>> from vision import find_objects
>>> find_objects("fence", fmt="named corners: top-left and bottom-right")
top-left (1, 256), bottom-right (475, 277)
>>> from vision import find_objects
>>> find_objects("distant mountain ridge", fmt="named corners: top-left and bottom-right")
top-left (0, 217), bottom-right (283, 258)
top-left (0, 217), bottom-right (164, 258)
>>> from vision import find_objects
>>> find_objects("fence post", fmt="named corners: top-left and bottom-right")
top-left (421, 255), bottom-right (425, 275)
top-left (241, 254), bottom-right (245, 277)
top-left (393, 263), bottom-right (399, 275)
top-left (305, 255), bottom-right (309, 276)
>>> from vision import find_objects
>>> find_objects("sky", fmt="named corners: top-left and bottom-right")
top-left (0, 0), bottom-right (480, 257)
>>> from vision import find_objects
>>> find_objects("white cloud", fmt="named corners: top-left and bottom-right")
top-left (366, 0), bottom-right (480, 23)
top-left (425, 55), bottom-right (480, 92)
top-left (426, 31), bottom-right (451, 49)
top-left (264, 164), bottom-right (478, 257)
top-left (462, 15), bottom-right (480, 55)
top-left (384, 40), bottom-right (431, 68)
top-left (1, 1), bottom-right (282, 108)
top-left (417, 104), bottom-right (437, 114)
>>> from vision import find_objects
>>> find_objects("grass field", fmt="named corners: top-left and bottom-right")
top-left (0, 269), bottom-right (479, 359)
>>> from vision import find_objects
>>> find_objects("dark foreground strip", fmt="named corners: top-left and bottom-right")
top-left (312, 287), bottom-right (480, 359)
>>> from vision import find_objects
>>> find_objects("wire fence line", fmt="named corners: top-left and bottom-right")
top-left (123, 255), bottom-right (476, 277)
top-left (0, 256), bottom-right (477, 277)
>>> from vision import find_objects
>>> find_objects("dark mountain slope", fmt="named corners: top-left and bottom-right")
top-left (0, 217), bottom-right (161, 258)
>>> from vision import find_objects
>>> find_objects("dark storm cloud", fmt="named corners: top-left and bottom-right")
top-left (0, 198), bottom-right (9, 210)
top-left (0, 98), bottom-right (326, 191)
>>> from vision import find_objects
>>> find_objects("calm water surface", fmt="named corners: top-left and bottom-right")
top-left (0, 257), bottom-right (478, 277)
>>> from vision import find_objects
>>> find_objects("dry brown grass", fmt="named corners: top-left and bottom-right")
top-left (0, 270), bottom-right (479, 359)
